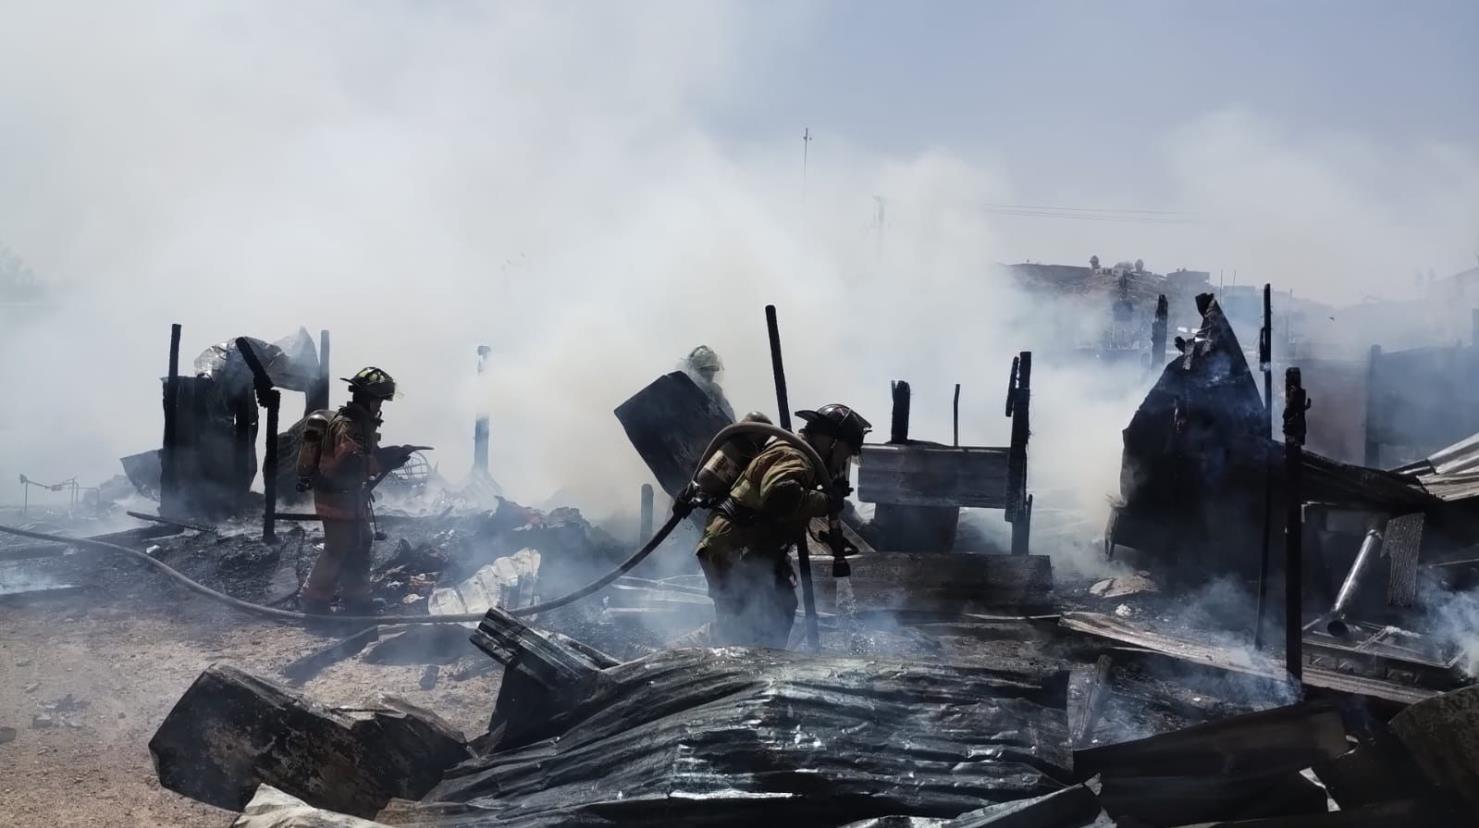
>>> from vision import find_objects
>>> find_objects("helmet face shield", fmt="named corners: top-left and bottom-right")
top-left (343, 367), bottom-right (398, 400)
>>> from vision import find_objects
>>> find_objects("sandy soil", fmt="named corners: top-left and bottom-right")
top-left (0, 589), bottom-right (501, 828)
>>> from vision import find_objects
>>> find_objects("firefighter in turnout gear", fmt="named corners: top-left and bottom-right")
top-left (298, 367), bottom-right (417, 615)
top-left (696, 403), bottom-right (871, 647)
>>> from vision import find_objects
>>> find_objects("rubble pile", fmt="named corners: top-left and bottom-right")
top-left (144, 602), bottom-right (1478, 827)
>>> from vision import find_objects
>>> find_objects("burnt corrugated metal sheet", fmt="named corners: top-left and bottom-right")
top-left (1393, 431), bottom-right (1479, 503)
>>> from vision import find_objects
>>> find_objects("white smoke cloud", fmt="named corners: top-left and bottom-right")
top-left (1, 3), bottom-right (1477, 578)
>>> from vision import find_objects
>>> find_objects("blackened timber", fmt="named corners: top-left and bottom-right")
top-left (764, 304), bottom-right (792, 432)
top-left (149, 664), bottom-right (467, 817)
top-left (161, 323), bottom-right (182, 517)
top-left (762, 304), bottom-right (818, 648)
top-left (235, 337), bottom-right (280, 543)
top-left (1383, 512), bottom-right (1425, 607)
top-left (469, 607), bottom-right (600, 696)
top-left (1284, 367), bottom-right (1308, 687)
top-left (1256, 283), bottom-right (1274, 650)
top-left (953, 383), bottom-right (961, 447)
top-left (1151, 294), bottom-right (1168, 368)
top-left (858, 444), bottom-right (1010, 508)
top-left (811, 551), bottom-right (1053, 616)
top-left (262, 388), bottom-right (279, 543)
top-left (280, 625), bottom-right (385, 686)
top-left (890, 380), bottom-right (911, 443)
top-left (1059, 611), bottom-right (1435, 705)
top-left (1007, 351), bottom-right (1032, 555)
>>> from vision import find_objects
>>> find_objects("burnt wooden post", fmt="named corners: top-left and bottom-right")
top-left (234, 338), bottom-right (280, 543)
top-left (473, 345), bottom-right (491, 476)
top-left (1150, 294), bottom-right (1168, 369)
top-left (1283, 367), bottom-right (1309, 687)
top-left (262, 389), bottom-right (280, 543)
top-left (952, 383), bottom-right (961, 447)
top-left (1363, 344), bottom-right (1381, 467)
top-left (764, 306), bottom-right (792, 431)
top-left (765, 304), bottom-right (816, 650)
top-left (639, 484), bottom-right (654, 544)
top-left (161, 324), bottom-right (182, 517)
top-left (890, 380), bottom-right (911, 444)
top-left (1006, 351), bottom-right (1032, 555)
top-left (306, 329), bottom-right (330, 415)
top-left (1255, 284), bottom-right (1274, 649)
top-left (232, 394), bottom-right (257, 508)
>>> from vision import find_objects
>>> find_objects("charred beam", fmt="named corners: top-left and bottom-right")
top-left (1284, 367), bottom-right (1310, 687)
top-left (161, 323), bottom-right (182, 517)
top-left (890, 380), bottom-right (911, 444)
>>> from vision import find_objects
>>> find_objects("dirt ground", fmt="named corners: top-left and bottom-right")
top-left (0, 587), bottom-right (501, 827)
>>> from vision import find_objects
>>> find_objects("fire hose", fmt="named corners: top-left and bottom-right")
top-left (0, 422), bottom-right (837, 627)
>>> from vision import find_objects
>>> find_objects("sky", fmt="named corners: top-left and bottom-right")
top-left (0, 1), bottom-right (1475, 520)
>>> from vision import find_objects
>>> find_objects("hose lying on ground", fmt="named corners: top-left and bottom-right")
top-left (0, 421), bottom-right (833, 627)
top-left (0, 511), bottom-right (686, 625)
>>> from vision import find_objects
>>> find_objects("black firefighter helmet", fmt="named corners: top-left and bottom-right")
top-left (795, 403), bottom-right (872, 449)
top-left (342, 366), bottom-right (397, 401)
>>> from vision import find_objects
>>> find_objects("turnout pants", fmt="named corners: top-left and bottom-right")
top-left (699, 546), bottom-right (798, 648)
top-left (302, 518), bottom-right (372, 604)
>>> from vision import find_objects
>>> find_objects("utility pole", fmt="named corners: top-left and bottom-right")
top-left (802, 127), bottom-right (812, 206)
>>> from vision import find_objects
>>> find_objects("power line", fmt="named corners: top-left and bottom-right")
top-left (981, 202), bottom-right (1196, 216)
top-left (978, 206), bottom-right (1198, 225)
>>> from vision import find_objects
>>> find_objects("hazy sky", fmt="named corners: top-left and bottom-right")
top-left (1, 1), bottom-right (1476, 511)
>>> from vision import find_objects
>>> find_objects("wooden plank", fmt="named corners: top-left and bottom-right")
top-left (1383, 512), bottom-right (1425, 607)
top-left (1075, 701), bottom-right (1348, 780)
top-left (1060, 611), bottom-right (1436, 706)
top-left (857, 444), bottom-right (1009, 508)
top-left (810, 552), bottom-right (1053, 616)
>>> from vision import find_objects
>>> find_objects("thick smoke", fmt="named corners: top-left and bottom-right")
top-left (2, 3), bottom-right (1477, 584)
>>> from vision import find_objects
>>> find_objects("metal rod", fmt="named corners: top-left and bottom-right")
top-left (952, 383), bottom-right (961, 447)
top-left (473, 345), bottom-right (491, 475)
top-left (1255, 284), bottom-right (1274, 649)
top-left (639, 483), bottom-right (654, 544)
top-left (764, 304), bottom-right (816, 650)
top-left (161, 323), bottom-right (182, 516)
top-left (1326, 528), bottom-right (1384, 637)
top-left (1283, 367), bottom-right (1309, 687)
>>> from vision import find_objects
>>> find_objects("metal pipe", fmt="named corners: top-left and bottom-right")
top-left (1326, 528), bottom-right (1383, 638)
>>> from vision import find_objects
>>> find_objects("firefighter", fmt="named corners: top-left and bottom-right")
top-left (696, 403), bottom-right (871, 647)
top-left (681, 345), bottom-right (735, 420)
top-left (298, 367), bottom-right (416, 615)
